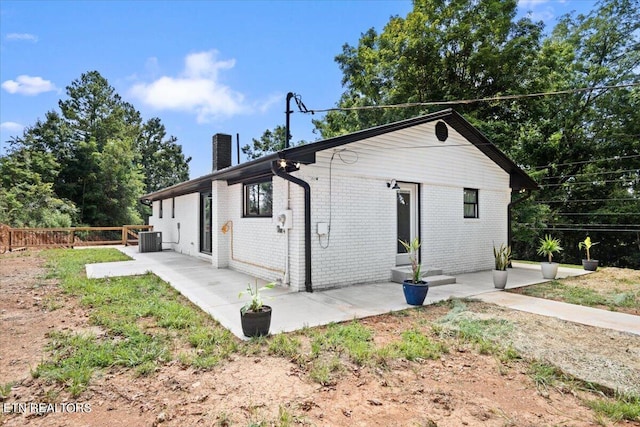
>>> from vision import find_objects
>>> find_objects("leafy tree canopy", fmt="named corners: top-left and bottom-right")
top-left (313, 0), bottom-right (639, 267)
top-left (241, 125), bottom-right (306, 160)
top-left (2, 71), bottom-right (191, 226)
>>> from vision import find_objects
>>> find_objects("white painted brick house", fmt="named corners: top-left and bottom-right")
top-left (141, 109), bottom-right (537, 292)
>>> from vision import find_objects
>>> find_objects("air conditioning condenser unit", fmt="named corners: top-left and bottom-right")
top-left (139, 231), bottom-right (162, 253)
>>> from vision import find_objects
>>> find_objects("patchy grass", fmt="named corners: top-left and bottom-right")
top-left (587, 393), bottom-right (640, 422)
top-left (308, 321), bottom-right (376, 366)
top-left (36, 248), bottom-right (239, 394)
top-left (435, 300), bottom-right (513, 354)
top-left (0, 382), bottom-right (13, 401)
top-left (514, 260), bottom-right (583, 269)
top-left (514, 279), bottom-right (640, 311)
top-left (528, 362), bottom-right (640, 422)
top-left (31, 249), bottom-right (636, 425)
top-left (385, 329), bottom-right (448, 361)
top-left (33, 330), bottom-right (170, 396)
top-left (267, 333), bottom-right (301, 359)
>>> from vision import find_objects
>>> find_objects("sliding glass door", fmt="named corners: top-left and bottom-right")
top-left (200, 192), bottom-right (212, 254)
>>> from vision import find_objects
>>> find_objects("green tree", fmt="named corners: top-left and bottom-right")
top-left (315, 0), bottom-right (639, 267)
top-left (6, 70), bottom-right (190, 226)
top-left (0, 147), bottom-right (77, 227)
top-left (136, 117), bottom-right (191, 193)
top-left (313, 0), bottom-right (544, 141)
top-left (242, 125), bottom-right (306, 160)
top-left (510, 0), bottom-right (640, 267)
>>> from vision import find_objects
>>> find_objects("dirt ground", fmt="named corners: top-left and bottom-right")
top-left (1, 251), bottom-right (639, 427)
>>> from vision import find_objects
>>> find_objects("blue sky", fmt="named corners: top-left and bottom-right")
top-left (1, 0), bottom-right (596, 179)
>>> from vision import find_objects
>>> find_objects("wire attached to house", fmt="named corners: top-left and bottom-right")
top-left (292, 83), bottom-right (639, 114)
top-left (319, 148), bottom-right (359, 249)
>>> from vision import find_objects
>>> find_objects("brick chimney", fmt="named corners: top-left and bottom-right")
top-left (212, 133), bottom-right (232, 172)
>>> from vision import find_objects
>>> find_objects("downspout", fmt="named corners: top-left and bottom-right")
top-left (271, 161), bottom-right (312, 292)
top-left (507, 189), bottom-right (533, 266)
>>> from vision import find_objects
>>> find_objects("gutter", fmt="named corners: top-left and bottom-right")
top-left (271, 161), bottom-right (313, 292)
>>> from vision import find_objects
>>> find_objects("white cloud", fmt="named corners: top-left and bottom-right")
top-left (129, 50), bottom-right (250, 123)
top-left (0, 121), bottom-right (24, 133)
top-left (1, 75), bottom-right (56, 95)
top-left (6, 32), bottom-right (38, 42)
top-left (518, 0), bottom-right (550, 8)
top-left (518, 0), bottom-right (556, 22)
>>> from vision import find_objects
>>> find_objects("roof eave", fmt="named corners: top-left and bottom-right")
top-left (140, 108), bottom-right (537, 202)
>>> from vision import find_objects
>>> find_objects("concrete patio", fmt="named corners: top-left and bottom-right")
top-left (85, 247), bottom-right (639, 338)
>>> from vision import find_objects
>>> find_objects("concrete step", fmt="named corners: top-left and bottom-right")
top-left (423, 274), bottom-right (457, 287)
top-left (391, 266), bottom-right (449, 284)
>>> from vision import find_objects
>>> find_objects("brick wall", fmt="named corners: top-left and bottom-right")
top-left (305, 170), bottom-right (396, 289)
top-left (223, 180), bottom-right (288, 284)
top-left (149, 193), bottom-right (201, 257)
top-left (422, 185), bottom-right (509, 274)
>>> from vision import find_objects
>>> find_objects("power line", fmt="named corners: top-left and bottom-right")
top-left (534, 198), bottom-right (638, 203)
top-left (527, 227), bottom-right (640, 233)
top-left (554, 212), bottom-right (639, 216)
top-left (532, 154), bottom-right (640, 170)
top-left (539, 169), bottom-right (640, 181)
top-left (541, 178), bottom-right (637, 187)
top-left (302, 83), bottom-right (640, 114)
top-left (528, 223), bottom-right (640, 227)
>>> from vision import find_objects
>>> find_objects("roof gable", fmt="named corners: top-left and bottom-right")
top-left (141, 109), bottom-right (537, 201)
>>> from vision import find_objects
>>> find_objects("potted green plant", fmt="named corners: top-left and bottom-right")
top-left (536, 234), bottom-right (563, 279)
top-left (239, 280), bottom-right (275, 337)
top-left (492, 243), bottom-right (512, 289)
top-left (578, 236), bottom-right (599, 271)
top-left (399, 237), bottom-right (429, 305)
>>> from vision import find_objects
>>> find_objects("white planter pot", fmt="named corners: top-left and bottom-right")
top-left (541, 262), bottom-right (559, 279)
top-left (492, 270), bottom-right (508, 289)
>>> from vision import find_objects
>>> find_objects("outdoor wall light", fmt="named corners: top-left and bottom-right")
top-left (276, 158), bottom-right (301, 173)
top-left (387, 179), bottom-right (400, 190)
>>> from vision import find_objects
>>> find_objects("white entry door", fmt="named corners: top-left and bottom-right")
top-left (396, 183), bottom-right (419, 266)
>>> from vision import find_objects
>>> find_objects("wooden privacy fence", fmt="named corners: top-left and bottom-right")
top-left (0, 224), bottom-right (153, 253)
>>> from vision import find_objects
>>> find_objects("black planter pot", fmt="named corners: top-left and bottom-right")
top-left (582, 259), bottom-right (599, 271)
top-left (240, 305), bottom-right (272, 337)
top-left (402, 280), bottom-right (429, 306)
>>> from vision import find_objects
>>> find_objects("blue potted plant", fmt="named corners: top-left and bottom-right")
top-left (399, 238), bottom-right (429, 305)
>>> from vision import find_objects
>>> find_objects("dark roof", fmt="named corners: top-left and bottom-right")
top-left (141, 109), bottom-right (537, 202)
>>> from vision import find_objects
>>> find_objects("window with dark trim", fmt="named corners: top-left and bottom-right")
top-left (243, 180), bottom-right (273, 217)
top-left (171, 198), bottom-right (175, 218)
top-left (464, 188), bottom-right (478, 218)
top-left (159, 200), bottom-right (163, 218)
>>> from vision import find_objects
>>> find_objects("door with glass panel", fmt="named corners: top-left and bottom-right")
top-left (396, 183), bottom-right (418, 266)
top-left (200, 192), bottom-right (212, 254)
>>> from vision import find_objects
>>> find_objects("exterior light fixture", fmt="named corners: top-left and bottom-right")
top-left (387, 179), bottom-right (400, 190)
top-left (279, 159), bottom-right (288, 169)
